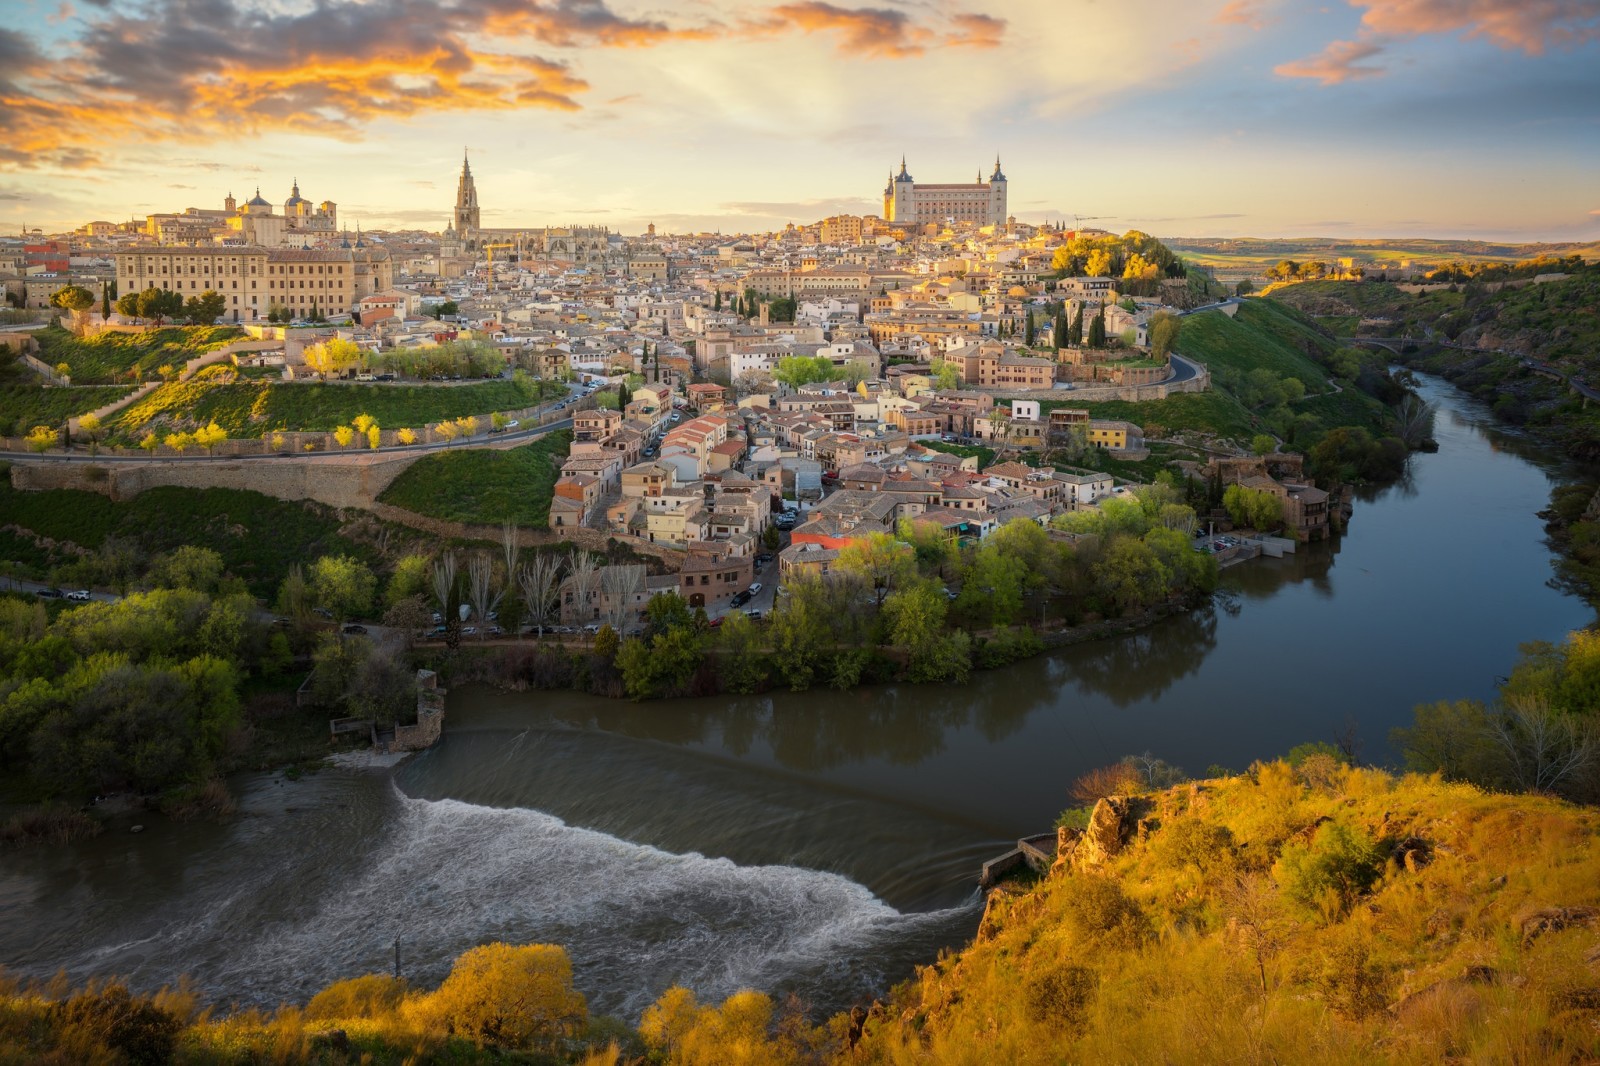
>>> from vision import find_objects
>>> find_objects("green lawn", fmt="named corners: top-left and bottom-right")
top-left (0, 385), bottom-right (136, 435)
top-left (107, 367), bottom-right (553, 438)
top-left (378, 430), bottom-right (572, 528)
top-left (0, 479), bottom-right (381, 597)
top-left (35, 324), bottom-right (245, 384)
top-left (1176, 302), bottom-right (1334, 384)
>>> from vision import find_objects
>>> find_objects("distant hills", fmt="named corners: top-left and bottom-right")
top-left (1163, 237), bottom-right (1600, 279)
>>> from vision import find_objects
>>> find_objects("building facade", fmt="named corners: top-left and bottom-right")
top-left (882, 158), bottom-right (1008, 227)
top-left (114, 244), bottom-right (393, 322)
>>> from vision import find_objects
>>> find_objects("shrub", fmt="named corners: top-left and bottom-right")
top-left (1025, 962), bottom-right (1098, 1033)
top-left (1059, 875), bottom-right (1150, 950)
top-left (1071, 762), bottom-right (1143, 804)
top-left (1273, 821), bottom-right (1384, 920)
top-left (304, 973), bottom-right (408, 1021)
top-left (1157, 819), bottom-right (1236, 873)
top-left (55, 983), bottom-right (182, 1066)
top-left (418, 942), bottom-right (586, 1050)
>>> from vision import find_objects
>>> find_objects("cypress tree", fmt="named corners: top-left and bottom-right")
top-left (1052, 311), bottom-right (1066, 350)
top-left (1088, 302), bottom-right (1106, 348)
top-left (1024, 312), bottom-right (1034, 346)
top-left (1070, 306), bottom-right (1084, 346)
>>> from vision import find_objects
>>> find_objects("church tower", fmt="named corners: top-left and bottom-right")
top-left (454, 149), bottom-right (481, 251)
top-left (989, 156), bottom-right (1008, 225)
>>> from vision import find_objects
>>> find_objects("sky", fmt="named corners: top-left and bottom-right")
top-left (2, 0), bottom-right (1598, 241)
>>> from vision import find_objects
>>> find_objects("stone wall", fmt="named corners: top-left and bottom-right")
top-left (9, 452), bottom-right (425, 510)
top-left (393, 669), bottom-right (445, 752)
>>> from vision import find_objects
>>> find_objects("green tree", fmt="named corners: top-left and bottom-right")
top-left (114, 292), bottom-right (141, 319)
top-left (149, 545), bottom-right (226, 593)
top-left (183, 290), bottom-right (226, 324)
top-left (1069, 305), bottom-right (1084, 346)
top-left (767, 575), bottom-right (834, 690)
top-left (1087, 303), bottom-right (1106, 347)
top-left (884, 578), bottom-right (947, 661)
top-left (773, 355), bottom-right (836, 391)
top-left (715, 611), bottom-right (766, 694)
top-left (645, 590), bottom-right (693, 633)
top-left (193, 421), bottom-right (227, 455)
top-left (50, 284), bottom-right (94, 314)
top-left (1149, 312), bottom-right (1180, 358)
top-left (135, 287), bottom-right (182, 325)
top-left (386, 554), bottom-right (432, 606)
top-left (1251, 434), bottom-right (1277, 456)
top-left (1053, 309), bottom-right (1067, 350)
top-left (836, 532), bottom-right (914, 608)
top-left (1024, 311), bottom-right (1035, 347)
top-left (435, 299), bottom-right (459, 317)
top-left (1093, 536), bottom-right (1170, 614)
top-left (310, 555), bottom-right (376, 622)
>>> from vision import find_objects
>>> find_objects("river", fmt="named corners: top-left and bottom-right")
top-left (1, 375), bottom-right (1592, 1021)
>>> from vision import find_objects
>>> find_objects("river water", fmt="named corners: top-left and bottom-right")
top-left (1, 376), bottom-right (1592, 1020)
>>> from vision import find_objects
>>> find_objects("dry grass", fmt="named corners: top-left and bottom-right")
top-left (848, 763), bottom-right (1600, 1065)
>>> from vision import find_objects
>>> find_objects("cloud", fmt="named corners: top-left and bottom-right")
top-left (1274, 37), bottom-right (1387, 84)
top-left (945, 13), bottom-right (1006, 48)
top-left (753, 2), bottom-right (935, 58)
top-left (1351, 0), bottom-right (1600, 53)
top-left (3, 0), bottom-right (1005, 170)
top-left (1213, 0), bottom-right (1270, 30)
top-left (1278, 0), bottom-right (1600, 85)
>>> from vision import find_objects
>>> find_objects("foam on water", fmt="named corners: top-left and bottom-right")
top-left (77, 784), bottom-right (975, 1017)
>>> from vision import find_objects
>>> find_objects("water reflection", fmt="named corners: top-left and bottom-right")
top-left (1062, 607), bottom-right (1218, 707)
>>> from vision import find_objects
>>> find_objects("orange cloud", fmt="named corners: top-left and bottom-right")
top-left (2, 0), bottom-right (1004, 170)
top-left (759, 2), bottom-right (936, 58)
top-left (1351, 0), bottom-right (1600, 53)
top-left (1278, 0), bottom-right (1600, 86)
top-left (1273, 37), bottom-right (1387, 84)
top-left (945, 13), bottom-right (1006, 49)
top-left (1214, 0), bottom-right (1270, 30)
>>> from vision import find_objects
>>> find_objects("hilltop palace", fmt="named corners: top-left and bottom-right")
top-left (883, 157), bottom-right (1008, 228)
top-left (440, 151), bottom-right (613, 267)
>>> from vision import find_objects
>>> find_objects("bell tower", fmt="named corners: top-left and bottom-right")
top-left (454, 149), bottom-right (481, 251)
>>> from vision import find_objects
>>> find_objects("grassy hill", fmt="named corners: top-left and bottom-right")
top-left (0, 385), bottom-right (135, 435)
top-left (849, 764), bottom-right (1600, 1065)
top-left (1274, 272), bottom-right (1600, 459)
top-left (1165, 236), bottom-right (1600, 278)
top-left (35, 324), bottom-right (245, 384)
top-left (1042, 298), bottom-right (1394, 450)
top-left (106, 365), bottom-right (553, 439)
top-left (378, 430), bottom-right (571, 528)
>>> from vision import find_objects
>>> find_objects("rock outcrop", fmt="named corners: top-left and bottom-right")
top-left (1051, 796), bottom-right (1141, 875)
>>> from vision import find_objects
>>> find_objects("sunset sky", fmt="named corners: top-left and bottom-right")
top-left (4, 0), bottom-right (1598, 241)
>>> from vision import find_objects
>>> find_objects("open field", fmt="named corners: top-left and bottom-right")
top-left (1164, 237), bottom-right (1600, 277)
top-left (378, 430), bottom-right (571, 528)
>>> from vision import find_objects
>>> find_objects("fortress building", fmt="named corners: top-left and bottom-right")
top-left (882, 157), bottom-right (1007, 228)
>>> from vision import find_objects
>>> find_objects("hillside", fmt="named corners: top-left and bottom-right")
top-left (34, 324), bottom-right (245, 384)
top-left (849, 765), bottom-right (1600, 1065)
top-left (104, 364), bottom-right (555, 440)
top-left (1274, 272), bottom-right (1600, 459)
top-left (377, 430), bottom-right (571, 528)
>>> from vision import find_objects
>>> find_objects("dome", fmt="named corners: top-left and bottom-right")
top-left (245, 187), bottom-right (271, 208)
top-left (285, 179), bottom-right (308, 206)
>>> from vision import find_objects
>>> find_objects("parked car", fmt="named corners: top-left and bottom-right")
top-left (582, 623), bottom-right (601, 634)
top-left (730, 590), bottom-right (752, 608)
top-left (313, 607), bottom-right (334, 619)
top-left (461, 626), bottom-right (478, 636)
top-left (505, 419), bottom-right (520, 429)
top-left (66, 589), bottom-right (92, 601)
top-left (744, 609), bottom-right (763, 621)
top-left (748, 582), bottom-right (763, 595)
top-left (487, 625), bottom-right (505, 636)
top-left (35, 587), bottom-right (63, 598)
top-left (342, 624), bottom-right (368, 635)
